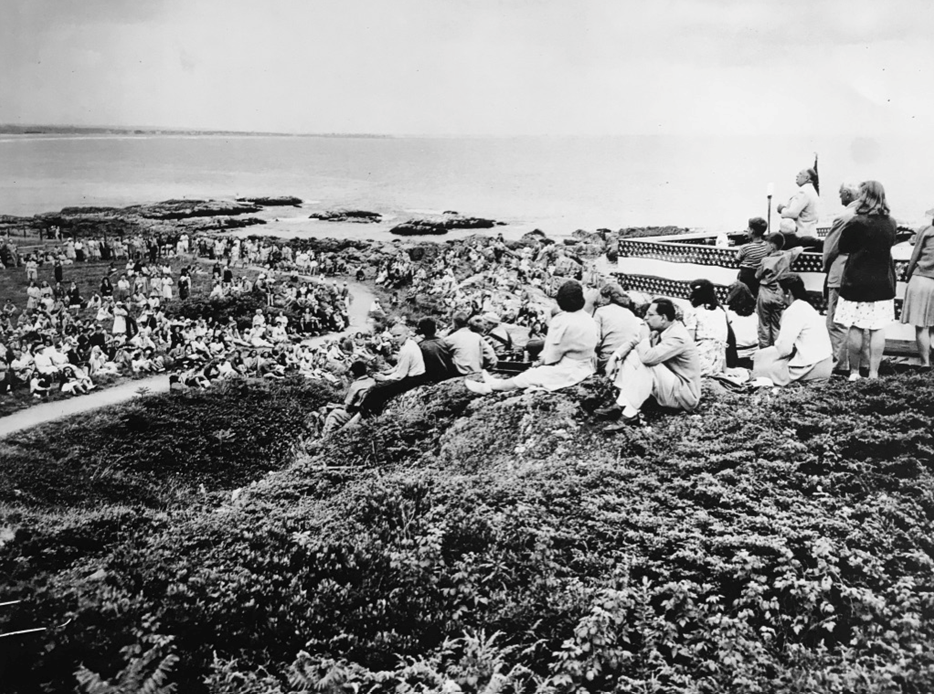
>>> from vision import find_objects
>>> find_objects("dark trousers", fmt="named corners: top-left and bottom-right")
top-left (737, 268), bottom-right (760, 298)
top-left (359, 374), bottom-right (429, 417)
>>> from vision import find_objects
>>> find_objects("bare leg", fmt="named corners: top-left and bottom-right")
top-left (846, 326), bottom-right (863, 378)
top-left (867, 328), bottom-right (886, 378)
top-left (917, 326), bottom-right (932, 367)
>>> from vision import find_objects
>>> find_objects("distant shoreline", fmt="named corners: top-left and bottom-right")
top-left (0, 125), bottom-right (392, 138)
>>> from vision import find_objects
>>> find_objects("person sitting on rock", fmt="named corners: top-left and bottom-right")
top-left (597, 297), bottom-right (701, 428)
top-left (752, 274), bottom-right (833, 386)
top-left (445, 312), bottom-right (497, 375)
top-left (321, 360), bottom-right (376, 436)
top-left (465, 280), bottom-right (597, 396)
top-left (356, 323), bottom-right (428, 417)
top-left (416, 317), bottom-right (456, 383)
top-left (592, 283), bottom-right (646, 374)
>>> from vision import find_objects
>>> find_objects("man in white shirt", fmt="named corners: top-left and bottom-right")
top-left (358, 323), bottom-right (427, 417)
top-left (778, 168), bottom-right (820, 237)
top-left (752, 274), bottom-right (833, 386)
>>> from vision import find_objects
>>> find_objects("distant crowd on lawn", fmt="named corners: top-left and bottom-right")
top-left (0, 234), bottom-right (358, 399)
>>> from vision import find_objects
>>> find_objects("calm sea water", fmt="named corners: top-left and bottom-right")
top-left (1, 133), bottom-right (932, 239)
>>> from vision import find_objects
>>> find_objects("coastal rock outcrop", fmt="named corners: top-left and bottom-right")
top-left (309, 210), bottom-right (383, 223)
top-left (390, 212), bottom-right (505, 236)
top-left (136, 199), bottom-right (262, 220)
top-left (237, 196), bottom-right (303, 207)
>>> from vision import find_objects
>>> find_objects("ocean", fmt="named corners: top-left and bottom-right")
top-left (1, 133), bottom-right (932, 239)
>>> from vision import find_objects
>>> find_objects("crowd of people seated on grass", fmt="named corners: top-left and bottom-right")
top-left (0, 256), bottom-right (352, 401)
top-left (315, 178), bottom-right (933, 434)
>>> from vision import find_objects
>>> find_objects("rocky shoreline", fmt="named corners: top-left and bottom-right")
top-left (0, 198), bottom-right (698, 259)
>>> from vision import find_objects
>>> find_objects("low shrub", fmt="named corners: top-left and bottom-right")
top-left (2, 375), bottom-right (933, 692)
top-left (0, 376), bottom-right (339, 509)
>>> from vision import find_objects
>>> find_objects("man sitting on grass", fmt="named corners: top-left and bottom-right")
top-left (597, 298), bottom-right (701, 430)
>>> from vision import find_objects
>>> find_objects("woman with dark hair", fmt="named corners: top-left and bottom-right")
top-left (753, 274), bottom-right (833, 385)
top-left (725, 281), bottom-right (758, 356)
top-left (465, 280), bottom-right (597, 394)
top-left (686, 279), bottom-right (729, 376)
top-left (834, 180), bottom-right (897, 380)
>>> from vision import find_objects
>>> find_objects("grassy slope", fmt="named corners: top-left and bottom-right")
top-left (1, 374), bottom-right (933, 693)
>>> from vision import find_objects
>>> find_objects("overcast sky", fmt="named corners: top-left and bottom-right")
top-left (2, 0), bottom-right (933, 136)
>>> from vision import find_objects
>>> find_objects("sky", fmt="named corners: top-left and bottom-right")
top-left (1, 0), bottom-right (934, 137)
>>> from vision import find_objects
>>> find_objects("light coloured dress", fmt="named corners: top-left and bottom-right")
top-left (684, 305), bottom-right (729, 376)
top-left (513, 309), bottom-right (597, 391)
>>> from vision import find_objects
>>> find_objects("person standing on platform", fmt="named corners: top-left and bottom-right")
top-left (735, 217), bottom-right (770, 297)
top-left (777, 166), bottom-right (821, 246)
top-left (755, 233), bottom-right (804, 348)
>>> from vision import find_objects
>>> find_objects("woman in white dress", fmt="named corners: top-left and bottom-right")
top-left (465, 280), bottom-right (597, 395)
top-left (685, 279), bottom-right (729, 376)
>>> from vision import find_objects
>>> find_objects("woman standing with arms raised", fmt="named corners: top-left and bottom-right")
top-left (834, 180), bottom-right (897, 380)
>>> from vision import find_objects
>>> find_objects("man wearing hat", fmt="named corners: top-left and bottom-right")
top-left (481, 312), bottom-right (515, 358)
top-left (755, 232), bottom-right (804, 348)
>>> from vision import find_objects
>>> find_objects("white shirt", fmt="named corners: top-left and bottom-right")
top-left (780, 183), bottom-right (820, 236)
top-left (385, 339), bottom-right (425, 380)
top-left (775, 299), bottom-right (832, 368)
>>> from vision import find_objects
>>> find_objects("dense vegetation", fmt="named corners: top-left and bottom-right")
top-left (0, 376), bottom-right (338, 509)
top-left (1, 372), bottom-right (933, 693)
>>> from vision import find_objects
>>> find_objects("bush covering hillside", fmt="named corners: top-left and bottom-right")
top-left (1, 374), bottom-right (933, 693)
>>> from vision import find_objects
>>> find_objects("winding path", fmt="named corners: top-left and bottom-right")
top-left (0, 281), bottom-right (376, 439)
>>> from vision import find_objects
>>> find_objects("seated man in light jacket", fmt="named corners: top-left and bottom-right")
top-left (752, 274), bottom-right (833, 386)
top-left (597, 297), bottom-right (702, 428)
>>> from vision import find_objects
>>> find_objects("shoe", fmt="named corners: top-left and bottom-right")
top-left (594, 404), bottom-right (622, 419)
top-left (465, 379), bottom-right (492, 395)
top-left (480, 369), bottom-right (495, 385)
top-left (604, 413), bottom-right (643, 433)
top-left (847, 373), bottom-right (861, 382)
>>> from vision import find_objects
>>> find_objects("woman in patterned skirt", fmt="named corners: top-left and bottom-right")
top-left (901, 220), bottom-right (934, 367)
top-left (834, 180), bottom-right (897, 380)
